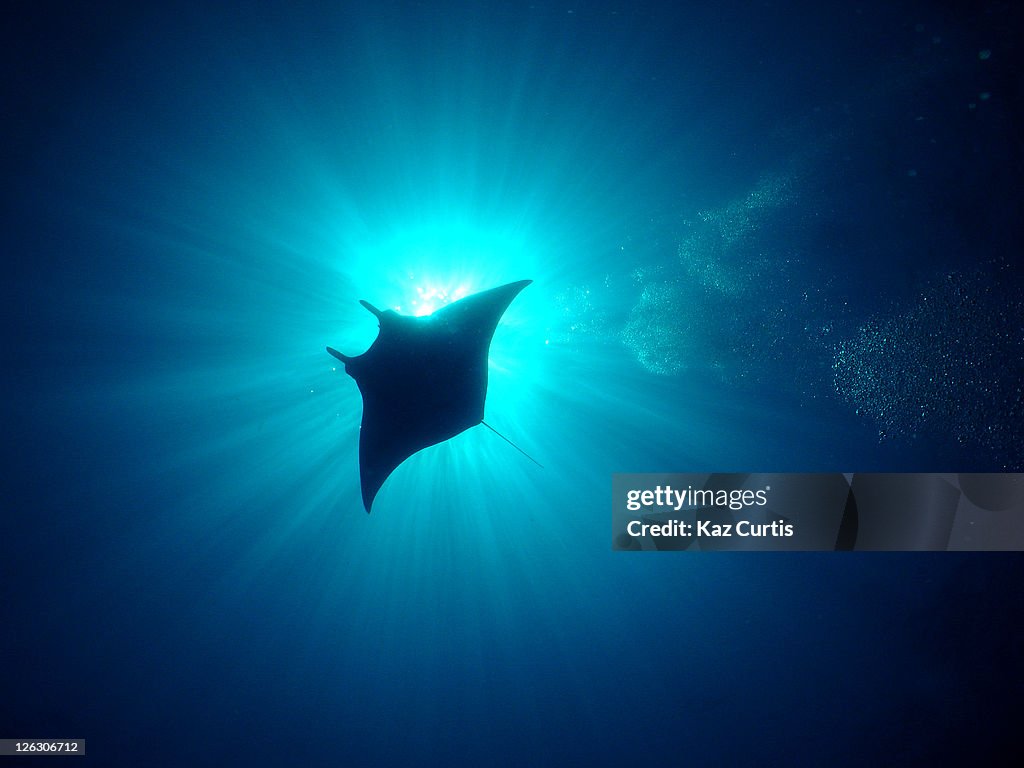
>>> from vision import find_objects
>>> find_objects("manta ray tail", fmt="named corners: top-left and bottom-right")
top-left (481, 421), bottom-right (543, 469)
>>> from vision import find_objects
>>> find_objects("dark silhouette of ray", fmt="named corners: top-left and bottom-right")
top-left (328, 280), bottom-right (532, 512)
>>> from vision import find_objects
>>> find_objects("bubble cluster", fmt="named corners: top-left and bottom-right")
top-left (620, 282), bottom-right (699, 375)
top-left (620, 170), bottom-right (830, 383)
top-left (549, 283), bottom-right (612, 345)
top-left (692, 172), bottom-right (796, 256)
top-left (555, 157), bottom-right (1020, 467)
top-left (833, 263), bottom-right (1023, 467)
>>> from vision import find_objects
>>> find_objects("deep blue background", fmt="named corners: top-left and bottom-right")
top-left (3, 1), bottom-right (1023, 765)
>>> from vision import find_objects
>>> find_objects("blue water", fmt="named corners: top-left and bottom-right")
top-left (4, 1), bottom-right (1022, 765)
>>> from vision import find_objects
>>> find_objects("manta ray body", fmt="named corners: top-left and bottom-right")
top-left (328, 280), bottom-right (532, 512)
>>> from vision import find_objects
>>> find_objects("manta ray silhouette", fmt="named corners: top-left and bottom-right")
top-left (328, 280), bottom-right (533, 512)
